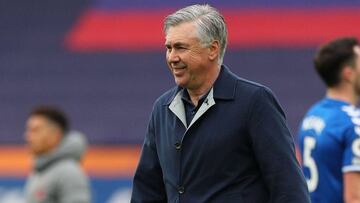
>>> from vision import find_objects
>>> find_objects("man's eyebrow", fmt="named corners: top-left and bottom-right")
top-left (165, 42), bottom-right (189, 47)
top-left (175, 42), bottom-right (188, 47)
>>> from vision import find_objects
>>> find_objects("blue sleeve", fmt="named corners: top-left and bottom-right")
top-left (131, 110), bottom-right (167, 203)
top-left (248, 87), bottom-right (310, 203)
top-left (342, 120), bottom-right (360, 173)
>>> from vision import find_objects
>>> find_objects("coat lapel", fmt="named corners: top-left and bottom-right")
top-left (169, 88), bottom-right (216, 130)
top-left (188, 88), bottom-right (215, 129)
top-left (169, 91), bottom-right (187, 128)
top-left (168, 65), bottom-right (236, 130)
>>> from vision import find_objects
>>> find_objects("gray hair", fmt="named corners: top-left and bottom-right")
top-left (164, 4), bottom-right (228, 65)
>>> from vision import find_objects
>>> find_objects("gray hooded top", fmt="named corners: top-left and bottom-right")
top-left (25, 131), bottom-right (91, 203)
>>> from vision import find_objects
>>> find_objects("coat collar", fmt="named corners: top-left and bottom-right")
top-left (164, 65), bottom-right (237, 106)
top-left (166, 65), bottom-right (237, 129)
top-left (169, 88), bottom-right (216, 128)
top-left (212, 65), bottom-right (237, 100)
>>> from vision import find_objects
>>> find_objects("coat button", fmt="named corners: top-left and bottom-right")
top-left (174, 142), bottom-right (181, 150)
top-left (178, 186), bottom-right (185, 194)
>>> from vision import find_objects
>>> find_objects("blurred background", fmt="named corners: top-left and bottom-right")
top-left (1, 0), bottom-right (360, 202)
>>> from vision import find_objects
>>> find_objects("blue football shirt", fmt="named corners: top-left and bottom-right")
top-left (298, 98), bottom-right (360, 203)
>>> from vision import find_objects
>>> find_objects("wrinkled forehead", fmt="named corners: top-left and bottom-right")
top-left (165, 22), bottom-right (199, 43)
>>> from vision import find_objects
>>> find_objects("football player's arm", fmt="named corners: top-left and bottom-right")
top-left (344, 172), bottom-right (360, 203)
top-left (343, 124), bottom-right (360, 203)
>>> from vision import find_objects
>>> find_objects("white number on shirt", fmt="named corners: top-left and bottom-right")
top-left (352, 138), bottom-right (360, 157)
top-left (303, 136), bottom-right (318, 192)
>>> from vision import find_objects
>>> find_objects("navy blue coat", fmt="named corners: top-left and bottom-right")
top-left (131, 66), bottom-right (310, 203)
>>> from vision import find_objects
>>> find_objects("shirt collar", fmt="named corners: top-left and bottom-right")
top-left (323, 97), bottom-right (352, 106)
top-left (181, 88), bottom-right (210, 106)
top-left (165, 65), bottom-right (237, 105)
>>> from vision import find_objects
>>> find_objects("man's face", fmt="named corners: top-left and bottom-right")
top-left (25, 115), bottom-right (62, 156)
top-left (165, 22), bottom-right (213, 90)
top-left (352, 46), bottom-right (360, 95)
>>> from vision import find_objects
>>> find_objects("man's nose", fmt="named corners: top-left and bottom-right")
top-left (167, 50), bottom-right (180, 63)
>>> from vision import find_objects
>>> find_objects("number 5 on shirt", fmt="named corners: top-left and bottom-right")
top-left (303, 136), bottom-right (318, 192)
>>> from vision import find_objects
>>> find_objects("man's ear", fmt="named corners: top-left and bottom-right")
top-left (341, 66), bottom-right (354, 83)
top-left (208, 40), bottom-right (220, 61)
top-left (50, 127), bottom-right (64, 147)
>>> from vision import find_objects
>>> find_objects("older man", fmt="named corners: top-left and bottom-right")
top-left (131, 4), bottom-right (310, 203)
